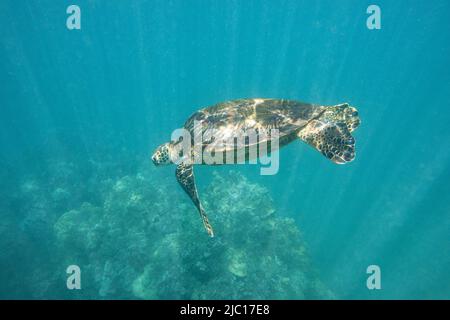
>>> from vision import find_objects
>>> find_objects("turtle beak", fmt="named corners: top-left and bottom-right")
top-left (151, 154), bottom-right (158, 165)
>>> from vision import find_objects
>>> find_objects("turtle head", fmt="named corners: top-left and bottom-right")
top-left (152, 143), bottom-right (173, 166)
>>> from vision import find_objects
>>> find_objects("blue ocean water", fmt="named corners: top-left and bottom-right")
top-left (0, 0), bottom-right (449, 299)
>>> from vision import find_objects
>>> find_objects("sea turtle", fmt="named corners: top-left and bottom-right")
top-left (152, 98), bottom-right (360, 237)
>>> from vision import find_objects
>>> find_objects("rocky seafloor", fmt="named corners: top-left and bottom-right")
top-left (0, 155), bottom-right (333, 299)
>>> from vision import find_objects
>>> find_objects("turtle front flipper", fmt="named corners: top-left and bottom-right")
top-left (175, 163), bottom-right (214, 237)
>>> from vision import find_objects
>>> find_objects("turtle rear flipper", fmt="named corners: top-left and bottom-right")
top-left (175, 163), bottom-right (214, 237)
top-left (325, 103), bottom-right (361, 133)
top-left (298, 119), bottom-right (356, 164)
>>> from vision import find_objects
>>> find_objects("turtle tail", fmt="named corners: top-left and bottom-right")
top-left (298, 103), bottom-right (360, 164)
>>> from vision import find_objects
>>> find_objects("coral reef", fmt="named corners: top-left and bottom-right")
top-left (0, 154), bottom-right (139, 299)
top-left (53, 167), bottom-right (333, 299)
top-left (0, 151), bottom-right (332, 299)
